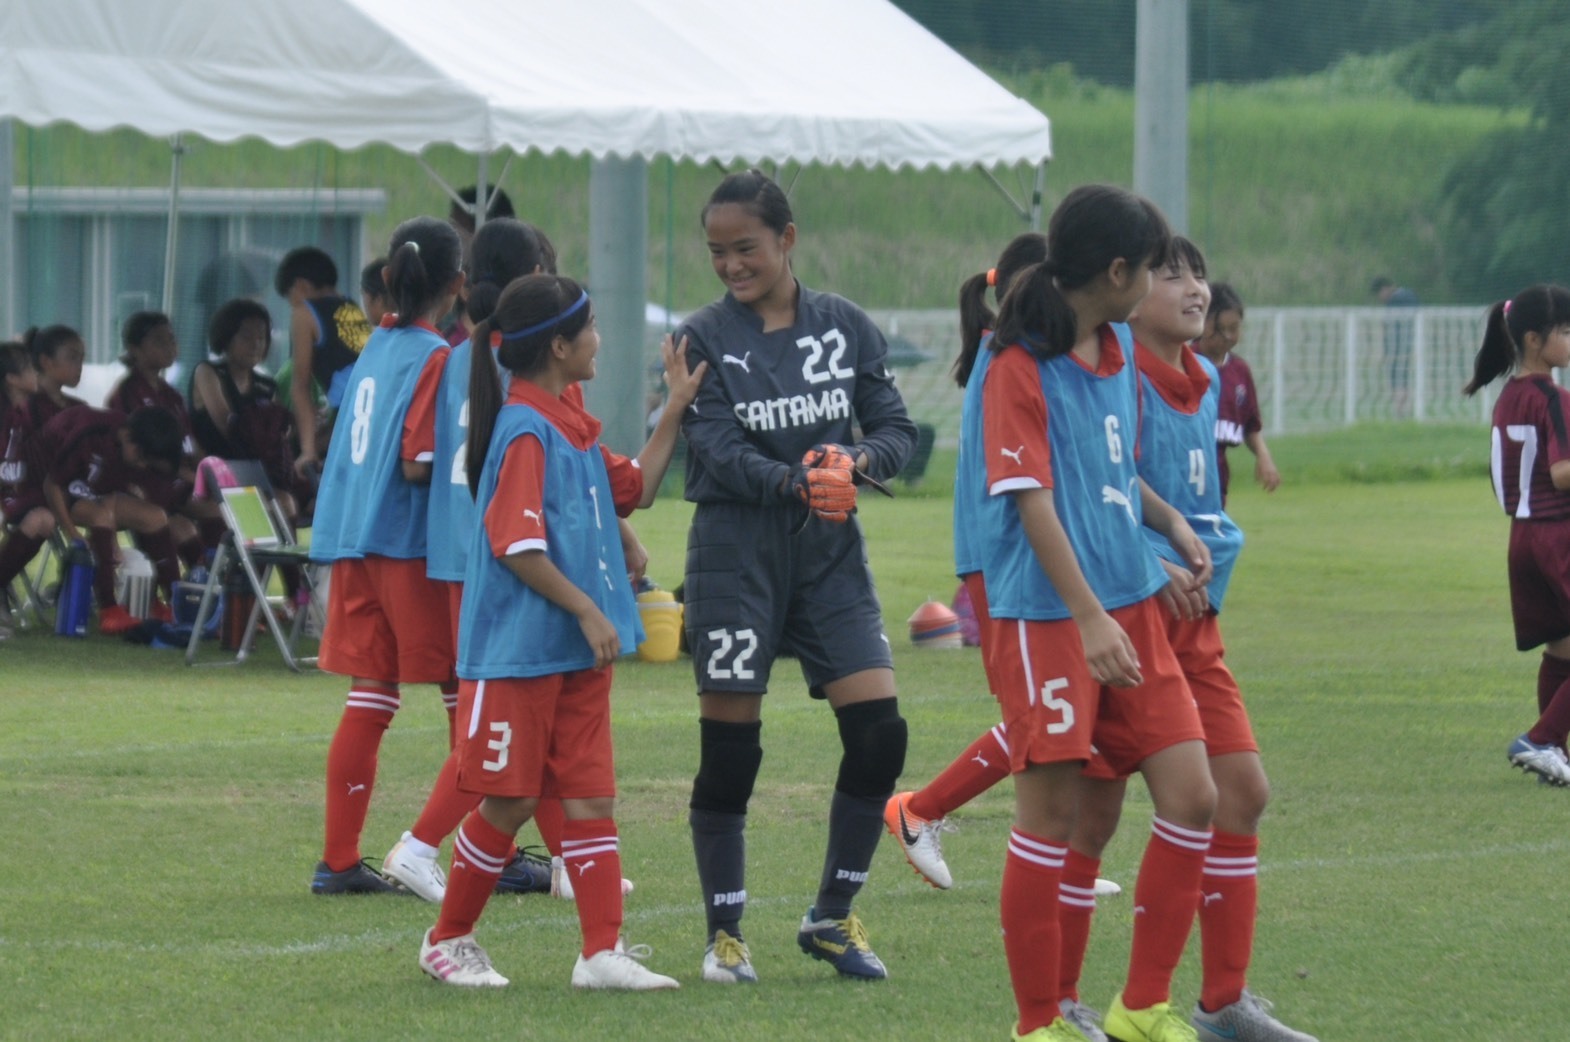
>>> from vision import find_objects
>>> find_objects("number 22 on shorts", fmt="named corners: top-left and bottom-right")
top-left (705, 628), bottom-right (758, 681)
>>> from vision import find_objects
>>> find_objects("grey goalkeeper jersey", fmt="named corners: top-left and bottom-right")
top-left (678, 284), bottom-right (918, 506)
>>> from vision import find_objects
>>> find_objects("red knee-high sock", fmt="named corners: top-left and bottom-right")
top-left (1056, 848), bottom-right (1101, 1004)
top-left (431, 810), bottom-right (513, 942)
top-left (533, 797), bottom-right (565, 857)
top-left (1002, 828), bottom-right (1066, 1036)
top-left (88, 527), bottom-right (119, 607)
top-left (909, 724), bottom-right (1011, 821)
top-left (410, 746), bottom-right (481, 849)
top-left (564, 818), bottom-right (623, 957)
top-left (1199, 830), bottom-right (1259, 1012)
top-left (1122, 816), bottom-right (1211, 1010)
top-left (322, 682), bottom-right (400, 870)
top-left (440, 679), bottom-right (459, 749)
top-left (0, 531), bottom-right (44, 587)
top-left (1528, 654), bottom-right (1570, 746)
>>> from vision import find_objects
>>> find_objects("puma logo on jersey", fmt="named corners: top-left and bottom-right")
top-left (834, 869), bottom-right (869, 883)
top-left (346, 783), bottom-right (366, 795)
top-left (712, 890), bottom-right (748, 906)
top-left (1193, 512), bottom-right (1225, 537)
top-left (575, 859), bottom-right (595, 876)
top-left (1215, 418), bottom-right (1246, 446)
top-left (1203, 892), bottom-right (1224, 906)
top-left (1102, 482), bottom-right (1137, 522)
top-left (1000, 445), bottom-right (1024, 464)
top-left (721, 352), bottom-right (752, 372)
top-left (971, 753), bottom-right (990, 768)
top-left (522, 508), bottom-right (542, 525)
top-left (1133, 905), bottom-right (1147, 916)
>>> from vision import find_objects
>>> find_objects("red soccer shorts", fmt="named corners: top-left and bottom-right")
top-left (454, 670), bottom-right (617, 800)
top-left (993, 596), bottom-right (1204, 775)
top-left (319, 556), bottom-right (454, 684)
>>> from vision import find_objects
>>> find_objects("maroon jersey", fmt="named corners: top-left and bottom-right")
top-left (1213, 352), bottom-right (1263, 498)
top-left (1, 398), bottom-right (39, 493)
top-left (107, 370), bottom-right (195, 455)
top-left (43, 406), bottom-right (140, 501)
top-left (1492, 374), bottom-right (1570, 522)
top-left (27, 389), bottom-right (87, 433)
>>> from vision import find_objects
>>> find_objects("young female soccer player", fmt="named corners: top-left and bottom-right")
top-left (1462, 285), bottom-right (1570, 787)
top-left (679, 169), bottom-right (918, 983)
top-left (1193, 285), bottom-right (1278, 503)
top-left (1049, 238), bottom-right (1315, 1042)
top-left (108, 312), bottom-right (196, 455)
top-left (415, 273), bottom-right (702, 990)
top-left (885, 234), bottom-right (1048, 892)
top-left (0, 343), bottom-right (53, 627)
top-left (307, 217), bottom-right (474, 895)
top-left (40, 405), bottom-right (188, 634)
top-left (24, 325), bottom-right (87, 430)
top-left (972, 184), bottom-right (1216, 1042)
top-left (381, 218), bottom-right (563, 902)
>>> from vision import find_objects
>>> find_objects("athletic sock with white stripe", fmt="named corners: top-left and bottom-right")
top-left (322, 682), bottom-right (400, 870)
top-left (1001, 828), bottom-right (1066, 1036)
top-left (440, 680), bottom-right (459, 748)
top-left (1055, 848), bottom-right (1101, 1005)
top-left (909, 724), bottom-right (1010, 821)
top-left (431, 811), bottom-right (512, 942)
top-left (1122, 816), bottom-right (1212, 1010)
top-left (1198, 829), bottom-right (1259, 1012)
top-left (563, 819), bottom-right (623, 956)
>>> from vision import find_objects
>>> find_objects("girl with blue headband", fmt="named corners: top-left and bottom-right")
top-left (414, 273), bottom-right (705, 991)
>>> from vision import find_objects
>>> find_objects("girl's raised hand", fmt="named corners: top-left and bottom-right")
top-left (660, 334), bottom-right (709, 412)
top-left (1076, 609), bottom-right (1143, 688)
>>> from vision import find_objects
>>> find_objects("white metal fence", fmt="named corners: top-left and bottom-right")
top-left (866, 305), bottom-right (1495, 447)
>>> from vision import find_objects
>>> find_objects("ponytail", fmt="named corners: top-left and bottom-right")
top-left (466, 219), bottom-right (553, 326)
top-left (1464, 284), bottom-right (1570, 396)
top-left (385, 217), bottom-right (463, 328)
top-left (955, 232), bottom-right (1049, 386)
top-left (993, 262), bottom-right (1078, 360)
top-left (466, 315), bottom-right (504, 497)
top-left (953, 270), bottom-right (994, 387)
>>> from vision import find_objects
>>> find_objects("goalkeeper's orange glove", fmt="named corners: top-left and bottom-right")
top-left (789, 443), bottom-right (858, 522)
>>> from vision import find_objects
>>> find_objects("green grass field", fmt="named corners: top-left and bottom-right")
top-left (0, 426), bottom-right (1553, 1040)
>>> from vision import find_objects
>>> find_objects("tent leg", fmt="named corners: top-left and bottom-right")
top-left (162, 134), bottom-right (186, 314)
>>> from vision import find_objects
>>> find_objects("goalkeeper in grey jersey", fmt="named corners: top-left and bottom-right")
top-left (677, 170), bottom-right (918, 984)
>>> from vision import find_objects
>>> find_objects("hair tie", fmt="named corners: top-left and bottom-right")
top-left (1504, 299), bottom-right (1514, 318)
top-left (986, 268), bottom-right (997, 287)
top-left (499, 291), bottom-right (589, 342)
top-left (405, 240), bottom-right (421, 255)
top-left (489, 331), bottom-right (503, 349)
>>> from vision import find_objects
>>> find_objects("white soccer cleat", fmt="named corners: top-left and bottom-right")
top-left (572, 940), bottom-right (680, 990)
top-left (419, 930), bottom-right (509, 987)
top-left (1093, 877), bottom-right (1123, 897)
top-left (884, 791), bottom-right (956, 889)
top-left (700, 929), bottom-right (758, 984)
top-left (384, 831), bottom-right (447, 903)
top-left (1507, 734), bottom-right (1570, 786)
top-left (550, 855), bottom-right (633, 901)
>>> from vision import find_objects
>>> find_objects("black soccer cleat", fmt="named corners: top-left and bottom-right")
top-left (311, 859), bottom-right (403, 895)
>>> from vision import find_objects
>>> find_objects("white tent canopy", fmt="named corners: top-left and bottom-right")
top-left (1, 0), bottom-right (1052, 448)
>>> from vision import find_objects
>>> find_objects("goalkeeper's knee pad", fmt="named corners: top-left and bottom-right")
top-left (690, 717), bottom-right (764, 815)
top-left (834, 698), bottom-right (907, 799)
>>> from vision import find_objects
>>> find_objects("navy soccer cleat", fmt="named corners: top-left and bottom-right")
top-left (493, 846), bottom-right (554, 894)
top-left (310, 859), bottom-right (402, 895)
top-left (796, 907), bottom-right (888, 979)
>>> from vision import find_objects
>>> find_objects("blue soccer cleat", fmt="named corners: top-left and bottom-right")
top-left (311, 859), bottom-right (402, 895)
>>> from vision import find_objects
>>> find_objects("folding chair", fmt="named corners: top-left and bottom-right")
top-left (4, 527), bottom-right (65, 630)
top-left (185, 460), bottom-right (323, 671)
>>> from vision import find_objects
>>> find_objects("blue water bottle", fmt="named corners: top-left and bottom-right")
top-left (54, 540), bottom-right (94, 638)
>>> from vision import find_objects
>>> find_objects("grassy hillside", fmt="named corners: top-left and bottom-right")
top-left (11, 66), bottom-right (1516, 310)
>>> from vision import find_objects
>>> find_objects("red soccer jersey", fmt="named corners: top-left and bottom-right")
top-left (1491, 374), bottom-right (1570, 522)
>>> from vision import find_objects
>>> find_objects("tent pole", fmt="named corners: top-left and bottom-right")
top-left (161, 133), bottom-right (186, 314)
top-left (474, 151), bottom-right (489, 231)
top-left (1030, 162), bottom-right (1046, 231)
top-left (0, 119), bottom-right (13, 337)
top-left (586, 155), bottom-right (647, 456)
